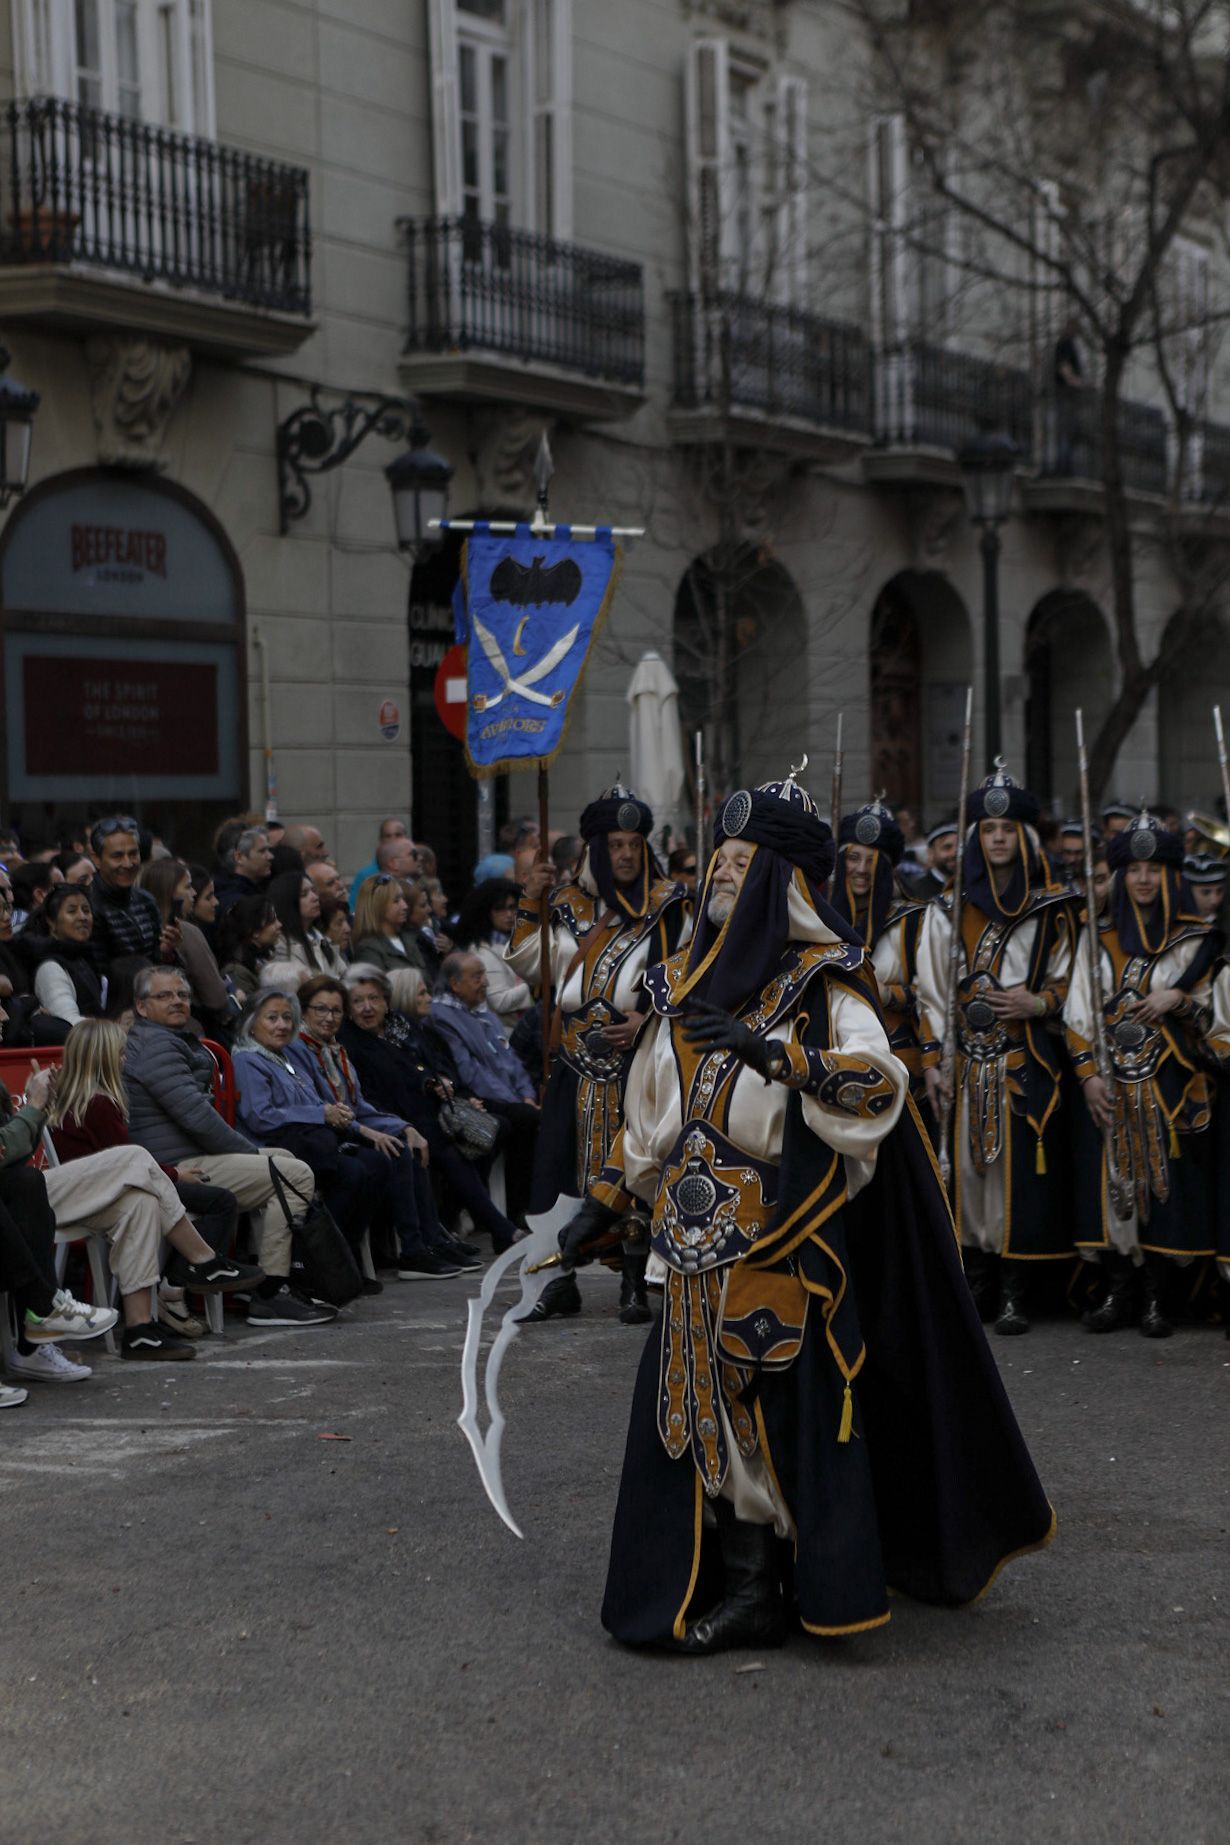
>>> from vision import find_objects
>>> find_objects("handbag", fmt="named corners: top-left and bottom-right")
top-left (267, 1158), bottom-right (363, 1307)
top-left (437, 1096), bottom-right (500, 1162)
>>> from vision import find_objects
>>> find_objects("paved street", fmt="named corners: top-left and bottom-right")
top-left (1, 1270), bottom-right (1227, 1845)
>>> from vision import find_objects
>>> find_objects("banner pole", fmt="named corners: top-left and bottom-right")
top-left (537, 761), bottom-right (552, 1095)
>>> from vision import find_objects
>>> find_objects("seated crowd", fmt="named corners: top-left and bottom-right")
top-left (0, 811), bottom-right (554, 1408)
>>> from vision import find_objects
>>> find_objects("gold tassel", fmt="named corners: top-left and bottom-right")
top-left (837, 1382), bottom-right (853, 1445)
top-left (1035, 1136), bottom-right (1047, 1176)
top-left (1169, 1118), bottom-right (1180, 1160)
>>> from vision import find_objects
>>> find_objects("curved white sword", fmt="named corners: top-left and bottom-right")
top-left (472, 614), bottom-right (579, 710)
top-left (456, 1198), bottom-right (579, 1537)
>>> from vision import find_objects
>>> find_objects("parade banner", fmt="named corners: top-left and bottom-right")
top-left (453, 523), bottom-right (622, 776)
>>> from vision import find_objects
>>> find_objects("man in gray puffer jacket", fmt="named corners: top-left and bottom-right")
top-left (123, 966), bottom-right (333, 1327)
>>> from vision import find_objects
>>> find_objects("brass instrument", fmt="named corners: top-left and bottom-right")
top-left (1186, 812), bottom-right (1230, 859)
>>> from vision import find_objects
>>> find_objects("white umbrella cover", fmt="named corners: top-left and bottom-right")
top-left (628, 650), bottom-right (687, 844)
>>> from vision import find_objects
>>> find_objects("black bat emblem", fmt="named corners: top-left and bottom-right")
top-left (490, 554), bottom-right (583, 608)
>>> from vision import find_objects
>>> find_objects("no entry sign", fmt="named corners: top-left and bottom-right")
top-left (434, 643), bottom-right (468, 742)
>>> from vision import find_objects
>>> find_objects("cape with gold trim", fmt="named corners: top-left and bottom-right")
top-left (600, 953), bottom-right (1055, 1645)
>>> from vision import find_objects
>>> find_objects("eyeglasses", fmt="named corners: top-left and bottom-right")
top-left (304, 1004), bottom-right (344, 1019)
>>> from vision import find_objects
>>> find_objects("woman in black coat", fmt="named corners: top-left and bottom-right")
top-left (339, 966), bottom-right (521, 1252)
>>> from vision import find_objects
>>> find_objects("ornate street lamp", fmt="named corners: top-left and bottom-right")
top-left (0, 346), bottom-right (40, 508)
top-left (385, 432), bottom-right (454, 555)
top-left (278, 389), bottom-right (452, 555)
top-left (958, 428), bottom-right (1018, 764)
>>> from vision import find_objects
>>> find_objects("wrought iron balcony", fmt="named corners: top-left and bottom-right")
top-left (399, 216), bottom-right (645, 420)
top-left (667, 289), bottom-right (871, 456)
top-left (1034, 388), bottom-right (1168, 498)
top-left (870, 342), bottom-right (1034, 467)
top-left (0, 95), bottom-right (313, 354)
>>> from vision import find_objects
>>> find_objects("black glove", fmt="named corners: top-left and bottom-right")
top-left (558, 1197), bottom-right (620, 1269)
top-left (680, 998), bottom-right (780, 1081)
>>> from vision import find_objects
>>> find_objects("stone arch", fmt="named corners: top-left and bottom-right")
top-left (673, 547), bottom-right (808, 794)
top-left (0, 468), bottom-right (245, 853)
top-left (868, 570), bottom-right (971, 823)
top-left (1024, 588), bottom-right (1114, 810)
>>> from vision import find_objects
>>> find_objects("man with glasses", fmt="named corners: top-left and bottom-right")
top-left (124, 967), bottom-right (333, 1327)
top-left (88, 816), bottom-right (176, 970)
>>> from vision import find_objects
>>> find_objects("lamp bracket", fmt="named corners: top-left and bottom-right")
top-left (278, 387), bottom-right (424, 533)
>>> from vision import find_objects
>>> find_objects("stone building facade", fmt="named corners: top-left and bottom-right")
top-left (1, 0), bottom-right (1228, 890)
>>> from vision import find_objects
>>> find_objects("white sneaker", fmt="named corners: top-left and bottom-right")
top-left (0, 1383), bottom-right (28, 1408)
top-left (25, 1289), bottom-right (119, 1343)
top-left (7, 1343), bottom-right (92, 1383)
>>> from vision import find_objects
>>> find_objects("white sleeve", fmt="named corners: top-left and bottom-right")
top-left (504, 919), bottom-right (579, 990)
top-left (799, 983), bottom-right (907, 1188)
top-left (618, 1016), bottom-right (662, 1206)
top-left (915, 902), bottom-right (951, 1054)
top-left (34, 960), bottom-right (84, 1025)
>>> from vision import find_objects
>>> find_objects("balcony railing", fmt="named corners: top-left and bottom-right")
top-left (873, 342), bottom-right (1035, 459)
top-left (0, 95), bottom-right (312, 315)
top-left (668, 290), bottom-right (871, 433)
top-left (1036, 387), bottom-right (1168, 497)
top-left (402, 216), bottom-right (644, 388)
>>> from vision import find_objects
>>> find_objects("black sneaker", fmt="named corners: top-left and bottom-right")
top-left (450, 1238), bottom-right (482, 1261)
top-left (248, 1286), bottom-right (337, 1326)
top-left (180, 1255), bottom-right (266, 1294)
top-left (441, 1240), bottom-right (482, 1273)
top-left (121, 1320), bottom-right (196, 1361)
top-left (361, 1277), bottom-right (384, 1295)
top-left (397, 1251), bottom-right (462, 1281)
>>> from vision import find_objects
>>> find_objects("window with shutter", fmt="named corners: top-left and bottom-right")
top-left (12, 0), bottom-right (214, 129)
top-left (428, 0), bottom-right (573, 238)
top-left (773, 73), bottom-right (807, 307)
top-left (686, 36), bottom-right (733, 296)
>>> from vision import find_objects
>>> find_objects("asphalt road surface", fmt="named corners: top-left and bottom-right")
top-left (1, 1271), bottom-right (1227, 1845)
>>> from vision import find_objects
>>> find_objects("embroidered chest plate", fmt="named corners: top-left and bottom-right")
top-left (652, 1123), bottom-right (779, 1276)
top-left (1104, 977), bottom-right (1164, 1081)
top-left (956, 971), bottom-right (1012, 1061)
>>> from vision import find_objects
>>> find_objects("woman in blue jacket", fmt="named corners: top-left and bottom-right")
top-left (233, 988), bottom-right (476, 1282)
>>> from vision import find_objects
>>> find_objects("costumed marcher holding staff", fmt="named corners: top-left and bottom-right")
top-left (831, 797), bottom-right (929, 1099)
top-left (917, 760), bottom-right (1076, 1336)
top-left (506, 782), bottom-right (691, 1324)
top-left (556, 769), bottom-right (1054, 1654)
top-left (1064, 806), bottom-right (1219, 1336)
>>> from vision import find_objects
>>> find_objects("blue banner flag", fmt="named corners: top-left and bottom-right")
top-left (452, 523), bottom-right (622, 775)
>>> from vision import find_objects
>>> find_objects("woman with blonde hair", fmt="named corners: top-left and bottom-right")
top-left (351, 875), bottom-right (428, 977)
top-left (47, 1019), bottom-right (263, 1358)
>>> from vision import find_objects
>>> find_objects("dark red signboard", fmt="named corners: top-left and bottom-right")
top-left (23, 656), bottom-right (219, 776)
top-left (434, 642), bottom-right (468, 742)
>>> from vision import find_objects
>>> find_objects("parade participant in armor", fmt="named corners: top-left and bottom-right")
top-left (917, 761), bottom-right (1076, 1335)
top-left (507, 783), bottom-right (690, 1324)
top-left (831, 798), bottom-right (928, 1092)
top-left (555, 769), bottom-right (1053, 1652)
top-left (1065, 809), bottom-right (1219, 1337)
top-left (1185, 854), bottom-right (1226, 919)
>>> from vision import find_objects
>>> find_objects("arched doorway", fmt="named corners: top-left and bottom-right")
top-left (0, 470), bottom-right (245, 855)
top-left (1025, 589), bottom-right (1113, 810)
top-left (673, 547), bottom-right (808, 796)
top-left (868, 571), bottom-right (971, 823)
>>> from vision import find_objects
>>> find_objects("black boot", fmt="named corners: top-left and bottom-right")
top-left (676, 1503), bottom-right (786, 1656)
top-left (1083, 1255), bottom-right (1137, 1332)
top-left (618, 1250), bottom-right (651, 1326)
top-left (994, 1260), bottom-right (1029, 1336)
top-left (963, 1248), bottom-right (999, 1323)
top-left (1138, 1254), bottom-right (1173, 1339)
top-left (516, 1270), bottom-right (582, 1324)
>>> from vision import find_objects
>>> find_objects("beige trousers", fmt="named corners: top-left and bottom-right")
top-left (184, 1149), bottom-right (314, 1278)
top-left (43, 1144), bottom-right (184, 1298)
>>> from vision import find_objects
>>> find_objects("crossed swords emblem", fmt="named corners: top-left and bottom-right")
top-left (471, 613), bottom-right (579, 714)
